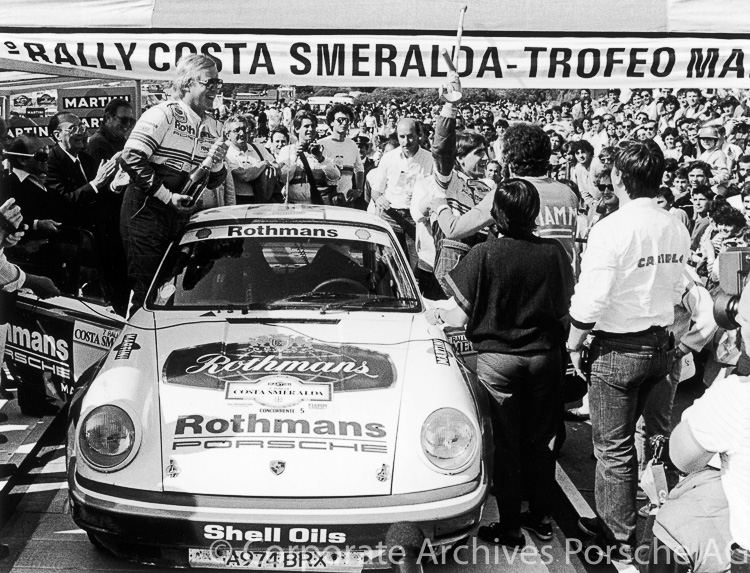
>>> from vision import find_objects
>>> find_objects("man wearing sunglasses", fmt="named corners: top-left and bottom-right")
top-left (87, 98), bottom-right (135, 163)
top-left (47, 112), bottom-right (119, 209)
top-left (47, 111), bottom-right (127, 314)
top-left (119, 54), bottom-right (227, 315)
top-left (320, 104), bottom-right (365, 209)
top-left (5, 135), bottom-right (76, 238)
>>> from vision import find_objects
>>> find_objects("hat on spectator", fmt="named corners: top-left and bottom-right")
top-left (698, 125), bottom-right (721, 139)
top-left (353, 135), bottom-right (370, 146)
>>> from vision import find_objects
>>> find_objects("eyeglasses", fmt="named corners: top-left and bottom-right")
top-left (195, 78), bottom-right (224, 90)
top-left (597, 183), bottom-right (614, 192)
top-left (115, 115), bottom-right (136, 127)
top-left (228, 126), bottom-right (247, 134)
top-left (4, 149), bottom-right (49, 162)
top-left (699, 137), bottom-right (717, 141)
top-left (58, 123), bottom-right (87, 135)
top-left (333, 117), bottom-right (351, 124)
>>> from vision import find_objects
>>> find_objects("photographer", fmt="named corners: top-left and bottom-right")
top-left (645, 285), bottom-right (750, 573)
top-left (277, 110), bottom-right (341, 204)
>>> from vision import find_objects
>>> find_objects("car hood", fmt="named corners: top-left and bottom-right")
top-left (156, 315), bottom-right (412, 497)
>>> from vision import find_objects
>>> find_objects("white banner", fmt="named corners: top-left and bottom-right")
top-left (3, 32), bottom-right (750, 88)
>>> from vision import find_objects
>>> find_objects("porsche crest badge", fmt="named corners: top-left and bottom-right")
top-left (270, 460), bottom-right (286, 475)
top-left (165, 459), bottom-right (180, 478)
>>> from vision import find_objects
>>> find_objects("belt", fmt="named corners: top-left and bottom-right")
top-left (592, 325), bottom-right (666, 339)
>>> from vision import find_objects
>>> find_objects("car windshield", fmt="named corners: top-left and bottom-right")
top-left (147, 221), bottom-right (421, 312)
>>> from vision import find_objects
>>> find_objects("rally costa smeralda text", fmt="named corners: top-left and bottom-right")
top-left (3, 34), bottom-right (750, 86)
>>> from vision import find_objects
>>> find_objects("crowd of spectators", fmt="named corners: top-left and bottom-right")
top-left (2, 69), bottom-right (750, 570)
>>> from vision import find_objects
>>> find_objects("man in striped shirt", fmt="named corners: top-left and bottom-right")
top-left (429, 122), bottom-right (578, 272)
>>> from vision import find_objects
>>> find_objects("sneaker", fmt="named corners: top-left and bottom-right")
top-left (520, 512), bottom-right (553, 541)
top-left (577, 516), bottom-right (601, 537)
top-left (638, 503), bottom-right (659, 518)
top-left (477, 523), bottom-right (526, 549)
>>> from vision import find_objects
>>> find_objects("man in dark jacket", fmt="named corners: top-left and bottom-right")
top-left (87, 98), bottom-right (135, 162)
top-left (47, 112), bottom-right (126, 313)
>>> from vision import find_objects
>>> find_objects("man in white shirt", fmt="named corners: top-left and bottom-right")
top-left (369, 118), bottom-right (433, 267)
top-left (567, 140), bottom-right (690, 563)
top-left (319, 104), bottom-right (364, 208)
top-left (645, 284), bottom-right (750, 573)
top-left (224, 115), bottom-right (279, 204)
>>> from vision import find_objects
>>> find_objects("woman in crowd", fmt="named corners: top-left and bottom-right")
top-left (696, 125), bottom-right (730, 184)
top-left (570, 119), bottom-right (585, 142)
top-left (662, 127), bottom-right (684, 162)
top-left (658, 95), bottom-right (681, 132)
top-left (427, 179), bottom-right (575, 549)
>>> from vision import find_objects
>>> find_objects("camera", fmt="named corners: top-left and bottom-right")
top-left (307, 142), bottom-right (322, 157)
top-left (320, 187), bottom-right (347, 207)
top-left (713, 248), bottom-right (750, 329)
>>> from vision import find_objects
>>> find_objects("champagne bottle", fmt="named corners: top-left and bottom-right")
top-left (181, 139), bottom-right (227, 205)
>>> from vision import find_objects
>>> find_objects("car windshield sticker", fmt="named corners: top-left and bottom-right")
top-left (179, 224), bottom-right (391, 247)
top-left (163, 334), bottom-right (396, 392)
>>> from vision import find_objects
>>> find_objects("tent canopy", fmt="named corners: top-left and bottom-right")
top-left (0, 0), bottom-right (741, 33)
top-left (0, 0), bottom-right (746, 88)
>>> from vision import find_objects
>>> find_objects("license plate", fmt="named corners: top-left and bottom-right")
top-left (189, 547), bottom-right (365, 571)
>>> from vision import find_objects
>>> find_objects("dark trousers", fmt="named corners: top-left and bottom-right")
top-left (120, 187), bottom-right (188, 315)
top-left (381, 208), bottom-right (417, 269)
top-left (477, 349), bottom-right (563, 532)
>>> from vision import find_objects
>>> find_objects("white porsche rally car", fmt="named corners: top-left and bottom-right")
top-left (66, 204), bottom-right (491, 570)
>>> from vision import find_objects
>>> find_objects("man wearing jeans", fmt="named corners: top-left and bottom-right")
top-left (566, 140), bottom-right (690, 563)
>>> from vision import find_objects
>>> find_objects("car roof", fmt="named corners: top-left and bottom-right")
top-left (190, 204), bottom-right (394, 232)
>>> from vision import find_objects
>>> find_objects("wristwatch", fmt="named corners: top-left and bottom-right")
top-left (566, 345), bottom-right (582, 353)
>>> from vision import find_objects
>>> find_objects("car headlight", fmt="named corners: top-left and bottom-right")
top-left (79, 405), bottom-right (137, 471)
top-left (420, 408), bottom-right (477, 472)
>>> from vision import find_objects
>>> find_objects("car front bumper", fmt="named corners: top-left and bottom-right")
top-left (69, 460), bottom-right (488, 569)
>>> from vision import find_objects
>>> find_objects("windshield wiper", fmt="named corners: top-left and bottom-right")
top-left (322, 296), bottom-right (421, 312)
top-left (221, 302), bottom-right (271, 313)
top-left (268, 291), bottom-right (362, 306)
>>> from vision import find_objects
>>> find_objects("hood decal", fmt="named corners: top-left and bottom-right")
top-left (162, 334), bottom-right (396, 393)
